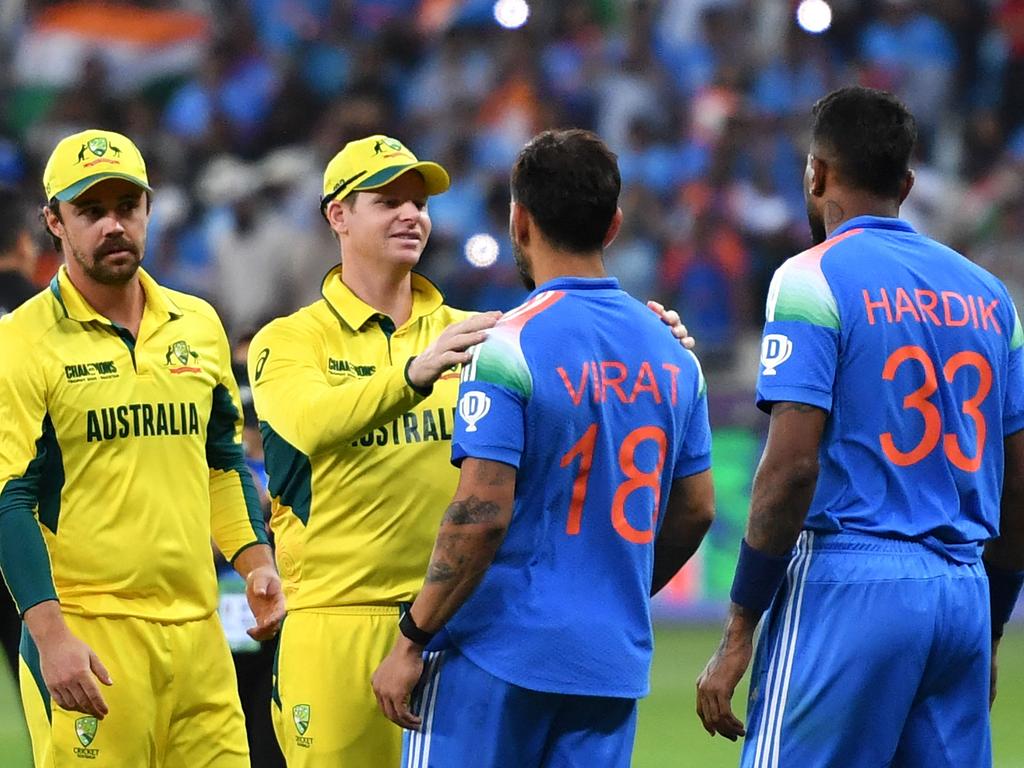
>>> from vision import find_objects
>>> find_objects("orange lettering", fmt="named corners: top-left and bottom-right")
top-left (557, 364), bottom-right (590, 406)
top-left (600, 361), bottom-right (629, 403)
top-left (863, 288), bottom-right (894, 325)
top-left (979, 299), bottom-right (1002, 334)
top-left (893, 288), bottom-right (921, 324)
top-left (915, 290), bottom-right (941, 325)
top-left (661, 363), bottom-right (681, 405)
top-left (941, 291), bottom-right (970, 327)
top-left (628, 362), bottom-right (662, 404)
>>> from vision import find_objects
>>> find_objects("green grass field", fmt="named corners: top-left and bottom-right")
top-left (1, 626), bottom-right (1020, 766)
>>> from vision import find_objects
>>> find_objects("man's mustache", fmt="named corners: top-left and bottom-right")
top-left (95, 239), bottom-right (139, 258)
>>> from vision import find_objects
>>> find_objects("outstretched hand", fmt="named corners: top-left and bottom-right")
top-left (407, 312), bottom-right (502, 389)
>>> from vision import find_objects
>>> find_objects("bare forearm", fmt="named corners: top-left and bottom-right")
top-left (651, 523), bottom-right (710, 596)
top-left (412, 495), bottom-right (510, 632)
top-left (23, 600), bottom-right (68, 644)
top-left (232, 543), bottom-right (276, 579)
top-left (747, 459), bottom-right (818, 554)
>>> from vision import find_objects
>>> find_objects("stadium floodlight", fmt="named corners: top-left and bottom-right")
top-left (493, 0), bottom-right (530, 29)
top-left (796, 0), bottom-right (832, 34)
top-left (465, 233), bottom-right (500, 267)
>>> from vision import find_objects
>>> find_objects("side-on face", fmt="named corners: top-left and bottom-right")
top-left (331, 171), bottom-right (432, 268)
top-left (46, 177), bottom-right (148, 286)
top-left (508, 201), bottom-right (536, 291)
top-left (803, 152), bottom-right (828, 247)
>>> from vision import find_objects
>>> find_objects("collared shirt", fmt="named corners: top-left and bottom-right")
top-left (250, 267), bottom-right (469, 610)
top-left (0, 266), bottom-right (266, 622)
top-left (757, 216), bottom-right (1024, 561)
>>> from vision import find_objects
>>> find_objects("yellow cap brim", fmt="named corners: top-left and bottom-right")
top-left (54, 172), bottom-right (153, 202)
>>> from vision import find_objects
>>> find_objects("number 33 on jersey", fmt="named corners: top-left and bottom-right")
top-left (756, 217), bottom-right (1024, 558)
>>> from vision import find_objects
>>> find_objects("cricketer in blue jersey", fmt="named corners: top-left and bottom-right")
top-left (698, 87), bottom-right (1024, 768)
top-left (374, 129), bottom-right (716, 768)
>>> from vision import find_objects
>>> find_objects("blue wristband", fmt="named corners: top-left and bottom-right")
top-left (985, 559), bottom-right (1024, 640)
top-left (730, 539), bottom-right (792, 614)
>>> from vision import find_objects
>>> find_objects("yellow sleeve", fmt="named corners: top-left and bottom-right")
top-left (0, 324), bottom-right (59, 613)
top-left (249, 319), bottom-right (427, 457)
top-left (205, 317), bottom-right (268, 561)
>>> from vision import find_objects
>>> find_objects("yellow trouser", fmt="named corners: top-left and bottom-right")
top-left (20, 611), bottom-right (248, 767)
top-left (273, 607), bottom-right (404, 766)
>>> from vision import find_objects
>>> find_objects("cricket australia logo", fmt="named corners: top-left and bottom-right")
top-left (760, 333), bottom-right (793, 376)
top-left (166, 340), bottom-right (201, 374)
top-left (76, 137), bottom-right (122, 166)
top-left (293, 704), bottom-right (310, 736)
top-left (74, 715), bottom-right (101, 758)
top-left (75, 716), bottom-right (97, 747)
top-left (458, 391), bottom-right (491, 432)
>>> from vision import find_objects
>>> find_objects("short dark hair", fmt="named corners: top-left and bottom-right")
top-left (511, 129), bottom-right (620, 253)
top-left (0, 186), bottom-right (29, 254)
top-left (43, 196), bottom-right (62, 252)
top-left (811, 86), bottom-right (916, 199)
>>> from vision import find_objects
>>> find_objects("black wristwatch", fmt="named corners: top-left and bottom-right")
top-left (399, 607), bottom-right (435, 646)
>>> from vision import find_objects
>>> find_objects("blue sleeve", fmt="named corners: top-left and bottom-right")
top-left (755, 257), bottom-right (841, 412)
top-left (673, 354), bottom-right (712, 478)
top-left (451, 381), bottom-right (526, 469)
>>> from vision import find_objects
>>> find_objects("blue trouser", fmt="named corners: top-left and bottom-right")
top-left (402, 644), bottom-right (638, 767)
top-left (741, 530), bottom-right (991, 768)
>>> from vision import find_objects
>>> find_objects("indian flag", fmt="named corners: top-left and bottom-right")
top-left (12, 1), bottom-right (210, 93)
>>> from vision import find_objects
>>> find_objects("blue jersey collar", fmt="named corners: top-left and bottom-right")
top-left (831, 215), bottom-right (916, 238)
top-left (529, 275), bottom-right (621, 297)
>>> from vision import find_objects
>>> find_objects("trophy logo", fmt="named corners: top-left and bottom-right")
top-left (761, 334), bottom-right (793, 376)
top-left (458, 391), bottom-right (491, 432)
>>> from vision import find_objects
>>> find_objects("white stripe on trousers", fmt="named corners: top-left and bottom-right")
top-left (751, 530), bottom-right (815, 768)
top-left (406, 651), bottom-right (444, 768)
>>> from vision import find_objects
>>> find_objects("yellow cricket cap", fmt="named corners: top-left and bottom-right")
top-left (320, 135), bottom-right (449, 214)
top-left (43, 129), bottom-right (152, 202)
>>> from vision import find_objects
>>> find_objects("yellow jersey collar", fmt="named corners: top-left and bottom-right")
top-left (49, 265), bottom-right (184, 325)
top-left (320, 266), bottom-right (445, 332)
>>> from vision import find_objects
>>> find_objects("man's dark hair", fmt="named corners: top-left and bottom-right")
top-left (511, 129), bottom-right (620, 253)
top-left (0, 186), bottom-right (29, 254)
top-left (43, 196), bottom-right (62, 252)
top-left (811, 86), bottom-right (916, 199)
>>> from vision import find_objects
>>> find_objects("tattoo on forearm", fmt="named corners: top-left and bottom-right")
top-left (426, 561), bottom-right (457, 583)
top-left (444, 496), bottom-right (501, 525)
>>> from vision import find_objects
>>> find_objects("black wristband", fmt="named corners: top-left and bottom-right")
top-left (985, 559), bottom-right (1024, 640)
top-left (399, 607), bottom-right (435, 646)
top-left (404, 357), bottom-right (434, 397)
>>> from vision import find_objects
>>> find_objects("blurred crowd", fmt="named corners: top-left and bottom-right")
top-left (3, 0), bottom-right (1024, 384)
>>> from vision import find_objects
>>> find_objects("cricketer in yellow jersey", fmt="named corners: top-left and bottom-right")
top-left (0, 129), bottom-right (286, 767)
top-left (250, 135), bottom-right (694, 767)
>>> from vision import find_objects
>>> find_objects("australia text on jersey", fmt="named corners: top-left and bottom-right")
top-left (86, 401), bottom-right (201, 442)
top-left (863, 287), bottom-right (1002, 333)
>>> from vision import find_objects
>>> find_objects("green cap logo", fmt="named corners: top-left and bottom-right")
top-left (87, 137), bottom-right (108, 158)
top-left (293, 704), bottom-right (310, 736)
top-left (75, 716), bottom-right (98, 747)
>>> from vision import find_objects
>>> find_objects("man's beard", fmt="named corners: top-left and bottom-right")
top-left (806, 202), bottom-right (827, 246)
top-left (511, 240), bottom-right (535, 291)
top-left (72, 237), bottom-right (142, 285)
